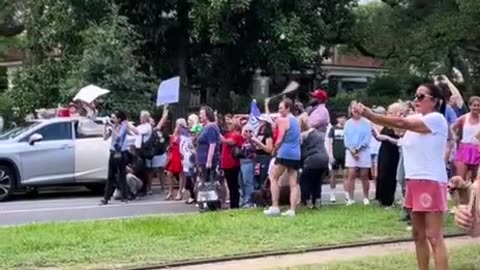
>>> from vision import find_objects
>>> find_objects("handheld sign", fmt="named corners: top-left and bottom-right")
top-left (74, 85), bottom-right (110, 104)
top-left (156, 76), bottom-right (180, 106)
top-left (269, 81), bottom-right (299, 100)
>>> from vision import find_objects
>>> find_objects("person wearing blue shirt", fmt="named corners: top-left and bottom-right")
top-left (343, 101), bottom-right (372, 206)
top-left (444, 105), bottom-right (457, 127)
top-left (101, 110), bottom-right (131, 205)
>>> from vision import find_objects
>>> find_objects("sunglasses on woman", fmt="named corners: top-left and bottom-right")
top-left (414, 93), bottom-right (433, 101)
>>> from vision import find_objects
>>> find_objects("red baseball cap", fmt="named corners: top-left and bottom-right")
top-left (310, 89), bottom-right (328, 102)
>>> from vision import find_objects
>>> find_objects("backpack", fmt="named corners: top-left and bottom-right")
top-left (141, 130), bottom-right (166, 159)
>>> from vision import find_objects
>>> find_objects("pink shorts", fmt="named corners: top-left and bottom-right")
top-left (404, 180), bottom-right (448, 212)
top-left (456, 143), bottom-right (480, 166)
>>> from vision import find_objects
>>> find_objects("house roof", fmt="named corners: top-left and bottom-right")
top-left (0, 48), bottom-right (24, 63)
top-left (332, 54), bottom-right (383, 68)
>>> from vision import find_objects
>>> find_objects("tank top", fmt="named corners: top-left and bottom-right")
top-left (277, 115), bottom-right (301, 160)
top-left (461, 114), bottom-right (480, 144)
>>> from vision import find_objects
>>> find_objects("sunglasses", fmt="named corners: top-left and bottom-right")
top-left (414, 93), bottom-right (433, 101)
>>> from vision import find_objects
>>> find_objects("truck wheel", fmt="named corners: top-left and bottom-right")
top-left (0, 165), bottom-right (15, 202)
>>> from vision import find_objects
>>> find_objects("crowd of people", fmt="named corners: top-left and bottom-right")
top-left (95, 75), bottom-right (479, 270)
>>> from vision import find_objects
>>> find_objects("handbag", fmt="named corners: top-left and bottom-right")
top-left (231, 146), bottom-right (245, 159)
top-left (196, 169), bottom-right (220, 203)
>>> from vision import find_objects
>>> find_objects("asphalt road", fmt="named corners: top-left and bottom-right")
top-left (0, 184), bottom-right (380, 227)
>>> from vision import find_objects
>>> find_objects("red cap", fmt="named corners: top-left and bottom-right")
top-left (310, 89), bottom-right (328, 102)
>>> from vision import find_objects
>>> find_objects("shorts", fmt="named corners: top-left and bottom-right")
top-left (332, 156), bottom-right (345, 170)
top-left (404, 180), bottom-right (448, 212)
top-left (275, 158), bottom-right (301, 170)
top-left (145, 154), bottom-right (167, 169)
top-left (345, 149), bottom-right (371, 169)
top-left (268, 158), bottom-right (276, 177)
top-left (456, 143), bottom-right (480, 166)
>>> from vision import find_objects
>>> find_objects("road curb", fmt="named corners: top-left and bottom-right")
top-left (123, 233), bottom-right (465, 270)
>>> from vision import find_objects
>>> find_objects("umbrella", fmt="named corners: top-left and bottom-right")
top-left (74, 85), bottom-right (110, 104)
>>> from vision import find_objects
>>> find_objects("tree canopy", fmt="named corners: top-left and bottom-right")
top-left (2, 0), bottom-right (358, 118)
top-left (351, 0), bottom-right (480, 93)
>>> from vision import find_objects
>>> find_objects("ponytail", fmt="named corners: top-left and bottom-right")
top-left (438, 98), bottom-right (446, 116)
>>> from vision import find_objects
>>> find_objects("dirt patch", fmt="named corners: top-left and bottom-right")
top-left (168, 237), bottom-right (478, 270)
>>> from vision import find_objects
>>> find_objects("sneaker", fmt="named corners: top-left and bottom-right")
top-left (330, 193), bottom-right (336, 203)
top-left (263, 207), bottom-right (281, 217)
top-left (363, 198), bottom-right (370, 206)
top-left (242, 203), bottom-right (254, 209)
top-left (346, 199), bottom-right (355, 206)
top-left (99, 199), bottom-right (108, 206)
top-left (282, 209), bottom-right (296, 217)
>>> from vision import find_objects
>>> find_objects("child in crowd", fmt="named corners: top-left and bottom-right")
top-left (327, 113), bottom-right (347, 203)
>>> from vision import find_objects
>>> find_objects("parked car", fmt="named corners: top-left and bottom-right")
top-left (0, 117), bottom-right (113, 201)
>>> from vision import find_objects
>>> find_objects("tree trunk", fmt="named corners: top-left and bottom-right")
top-left (170, 1), bottom-right (191, 125)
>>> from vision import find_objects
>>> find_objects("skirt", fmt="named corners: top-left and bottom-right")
top-left (456, 143), bottom-right (480, 166)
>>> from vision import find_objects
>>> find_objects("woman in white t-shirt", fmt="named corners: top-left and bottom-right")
top-left (353, 83), bottom-right (449, 270)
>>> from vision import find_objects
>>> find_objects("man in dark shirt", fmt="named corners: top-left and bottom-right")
top-left (327, 113), bottom-right (347, 203)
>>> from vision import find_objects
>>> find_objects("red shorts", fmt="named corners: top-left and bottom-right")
top-left (404, 180), bottom-right (448, 212)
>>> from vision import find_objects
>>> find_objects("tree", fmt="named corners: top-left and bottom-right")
top-left (65, 14), bottom-right (154, 115)
top-left (0, 0), bottom-right (26, 37)
top-left (8, 1), bottom-right (153, 116)
top-left (118, 0), bottom-right (357, 112)
top-left (351, 0), bottom-right (480, 94)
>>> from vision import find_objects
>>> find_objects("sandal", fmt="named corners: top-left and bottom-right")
top-left (175, 191), bottom-right (184, 201)
top-left (165, 193), bottom-right (173, 200)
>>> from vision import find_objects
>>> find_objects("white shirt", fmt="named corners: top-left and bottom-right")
top-left (369, 137), bottom-right (381, 155)
top-left (135, 123), bottom-right (152, 149)
top-left (401, 112), bottom-right (448, 183)
top-left (460, 114), bottom-right (480, 144)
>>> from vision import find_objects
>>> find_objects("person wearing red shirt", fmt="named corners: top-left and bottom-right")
top-left (220, 121), bottom-right (244, 208)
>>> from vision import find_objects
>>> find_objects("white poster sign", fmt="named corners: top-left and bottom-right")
top-left (74, 85), bottom-right (110, 103)
top-left (156, 76), bottom-right (180, 106)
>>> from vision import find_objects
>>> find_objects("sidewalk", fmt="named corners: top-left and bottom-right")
top-left (168, 237), bottom-right (478, 270)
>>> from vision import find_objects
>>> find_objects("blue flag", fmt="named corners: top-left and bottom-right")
top-left (248, 99), bottom-right (261, 134)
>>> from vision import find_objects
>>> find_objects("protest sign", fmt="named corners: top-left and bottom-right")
top-left (156, 76), bottom-right (180, 106)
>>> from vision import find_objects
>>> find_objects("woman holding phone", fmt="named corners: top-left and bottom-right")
top-left (352, 84), bottom-right (449, 270)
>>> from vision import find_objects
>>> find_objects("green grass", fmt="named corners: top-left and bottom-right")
top-left (0, 205), bottom-right (460, 269)
top-left (283, 244), bottom-right (480, 270)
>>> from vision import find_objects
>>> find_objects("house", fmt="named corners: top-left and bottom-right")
top-left (323, 50), bottom-right (386, 93)
top-left (0, 48), bottom-right (24, 90)
top-left (1, 47), bottom-right (386, 104)
top-left (252, 48), bottom-right (386, 98)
